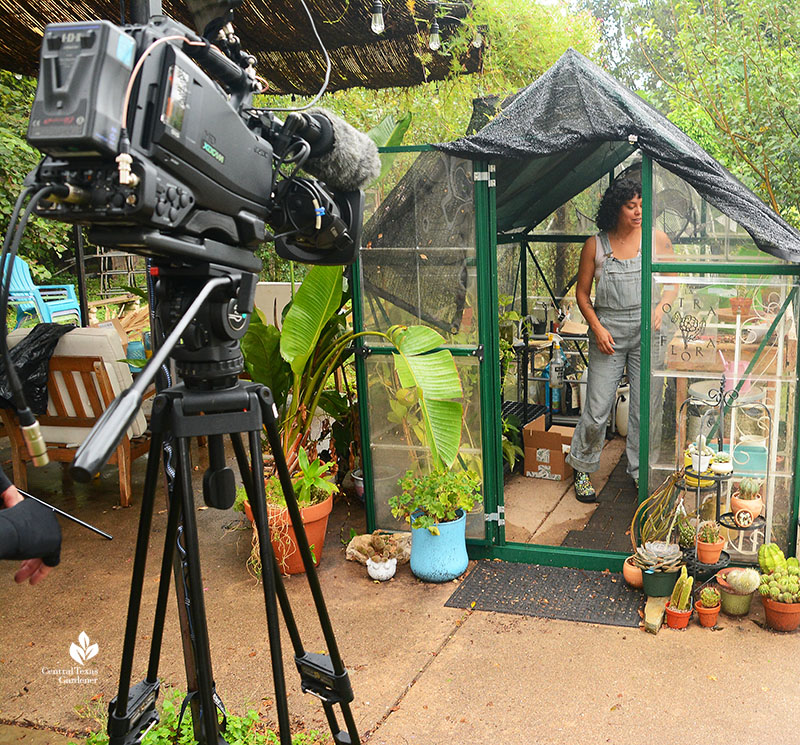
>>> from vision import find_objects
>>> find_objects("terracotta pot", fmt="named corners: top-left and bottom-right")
top-left (622, 555), bottom-right (643, 589)
top-left (697, 537), bottom-right (725, 565)
top-left (244, 493), bottom-right (334, 575)
top-left (730, 492), bottom-right (763, 521)
top-left (729, 297), bottom-right (753, 316)
top-left (665, 602), bottom-right (692, 629)
top-left (761, 596), bottom-right (800, 632)
top-left (695, 600), bottom-right (721, 628)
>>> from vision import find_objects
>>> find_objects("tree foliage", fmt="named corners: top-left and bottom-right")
top-left (637, 0), bottom-right (800, 221)
top-left (0, 70), bottom-right (73, 277)
top-left (273, 0), bottom-right (601, 144)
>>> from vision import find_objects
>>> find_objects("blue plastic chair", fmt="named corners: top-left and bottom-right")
top-left (7, 256), bottom-right (81, 328)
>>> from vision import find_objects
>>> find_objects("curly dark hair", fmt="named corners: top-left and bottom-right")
top-left (595, 178), bottom-right (642, 232)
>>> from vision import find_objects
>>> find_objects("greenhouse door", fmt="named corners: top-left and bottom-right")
top-left (354, 150), bottom-right (494, 547)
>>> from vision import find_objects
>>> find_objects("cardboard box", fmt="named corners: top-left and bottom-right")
top-left (524, 444), bottom-right (573, 481)
top-left (522, 416), bottom-right (574, 480)
top-left (92, 318), bottom-right (129, 352)
top-left (522, 416), bottom-right (574, 450)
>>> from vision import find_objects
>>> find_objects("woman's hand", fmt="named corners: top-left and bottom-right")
top-left (653, 303), bottom-right (665, 331)
top-left (592, 323), bottom-right (615, 355)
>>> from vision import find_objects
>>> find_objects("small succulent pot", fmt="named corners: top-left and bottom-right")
top-left (366, 557), bottom-right (397, 581)
top-left (730, 492), bottom-right (763, 521)
top-left (695, 600), bottom-right (721, 628)
top-left (642, 568), bottom-right (680, 598)
top-left (691, 452), bottom-right (713, 473)
top-left (622, 555), bottom-right (643, 589)
top-left (697, 537), bottom-right (726, 565)
top-left (665, 602), bottom-right (692, 629)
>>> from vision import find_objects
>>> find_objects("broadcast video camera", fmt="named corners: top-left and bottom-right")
top-left (26, 13), bottom-right (379, 270)
top-left (3, 11), bottom-right (379, 744)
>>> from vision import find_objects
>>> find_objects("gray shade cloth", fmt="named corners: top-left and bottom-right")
top-left (436, 48), bottom-right (800, 263)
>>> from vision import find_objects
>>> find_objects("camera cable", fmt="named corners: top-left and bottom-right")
top-left (0, 185), bottom-right (69, 465)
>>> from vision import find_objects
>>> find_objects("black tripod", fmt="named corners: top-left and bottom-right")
top-left (72, 263), bottom-right (359, 745)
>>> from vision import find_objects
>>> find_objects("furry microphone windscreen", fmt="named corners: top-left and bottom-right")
top-left (304, 108), bottom-right (381, 192)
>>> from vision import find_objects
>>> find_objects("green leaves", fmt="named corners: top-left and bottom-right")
top-left (240, 309), bottom-right (291, 408)
top-left (280, 265), bottom-right (343, 373)
top-left (294, 448), bottom-right (337, 505)
top-left (390, 467), bottom-right (480, 533)
top-left (389, 325), bottom-right (463, 469)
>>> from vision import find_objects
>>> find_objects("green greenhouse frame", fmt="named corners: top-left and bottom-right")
top-left (351, 54), bottom-right (800, 572)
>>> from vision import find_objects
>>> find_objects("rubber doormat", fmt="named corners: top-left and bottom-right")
top-left (446, 561), bottom-right (643, 628)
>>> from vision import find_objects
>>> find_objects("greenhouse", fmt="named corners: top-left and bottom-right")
top-left (352, 49), bottom-right (800, 571)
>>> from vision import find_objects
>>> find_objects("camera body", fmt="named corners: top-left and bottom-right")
top-left (27, 16), bottom-right (362, 269)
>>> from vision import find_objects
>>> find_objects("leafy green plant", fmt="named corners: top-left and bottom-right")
top-left (70, 687), bottom-right (327, 744)
top-left (294, 449), bottom-right (337, 504)
top-left (501, 416), bottom-right (523, 470)
top-left (389, 467), bottom-right (480, 534)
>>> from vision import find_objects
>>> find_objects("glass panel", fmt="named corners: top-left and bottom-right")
top-left (649, 273), bottom-right (797, 560)
top-left (652, 161), bottom-right (785, 264)
top-left (364, 355), bottom-right (484, 538)
top-left (359, 152), bottom-right (477, 346)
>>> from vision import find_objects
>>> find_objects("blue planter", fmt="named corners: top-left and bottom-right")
top-left (410, 509), bottom-right (468, 583)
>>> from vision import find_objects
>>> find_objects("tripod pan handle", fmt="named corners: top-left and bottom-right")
top-left (71, 389), bottom-right (143, 482)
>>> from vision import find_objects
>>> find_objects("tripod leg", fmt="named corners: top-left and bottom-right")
top-left (256, 388), bottom-right (360, 745)
top-left (107, 431), bottom-right (164, 743)
top-left (233, 429), bottom-right (292, 745)
top-left (174, 434), bottom-right (225, 745)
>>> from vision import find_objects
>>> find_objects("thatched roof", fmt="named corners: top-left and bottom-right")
top-left (0, 0), bottom-right (481, 93)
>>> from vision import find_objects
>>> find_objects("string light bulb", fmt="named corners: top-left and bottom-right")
top-left (370, 0), bottom-right (385, 34)
top-left (471, 25), bottom-right (486, 48)
top-left (429, 16), bottom-right (441, 51)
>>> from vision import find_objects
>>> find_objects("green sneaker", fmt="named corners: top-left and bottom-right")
top-left (574, 471), bottom-right (596, 503)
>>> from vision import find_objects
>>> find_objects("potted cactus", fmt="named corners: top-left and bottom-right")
top-left (695, 586), bottom-right (721, 627)
top-left (696, 521), bottom-right (725, 565)
top-left (730, 477), bottom-right (763, 522)
top-left (363, 533), bottom-right (399, 582)
top-left (716, 567), bottom-right (761, 616)
top-left (686, 439), bottom-right (714, 473)
top-left (665, 566), bottom-right (694, 629)
top-left (758, 549), bottom-right (800, 631)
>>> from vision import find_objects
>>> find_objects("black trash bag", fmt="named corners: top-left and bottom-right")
top-left (0, 323), bottom-right (76, 414)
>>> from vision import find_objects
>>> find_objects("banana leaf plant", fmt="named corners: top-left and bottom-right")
top-left (241, 264), bottom-right (463, 475)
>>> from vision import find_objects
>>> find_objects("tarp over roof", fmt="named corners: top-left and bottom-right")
top-left (436, 48), bottom-right (800, 263)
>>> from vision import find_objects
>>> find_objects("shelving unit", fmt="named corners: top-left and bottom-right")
top-left (677, 377), bottom-right (772, 570)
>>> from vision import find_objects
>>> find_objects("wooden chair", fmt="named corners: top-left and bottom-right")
top-left (0, 354), bottom-right (151, 507)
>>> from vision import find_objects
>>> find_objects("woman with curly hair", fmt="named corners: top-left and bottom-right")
top-left (566, 178), bottom-right (675, 502)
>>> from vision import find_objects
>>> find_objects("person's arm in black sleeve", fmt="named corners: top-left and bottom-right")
top-left (0, 464), bottom-right (61, 584)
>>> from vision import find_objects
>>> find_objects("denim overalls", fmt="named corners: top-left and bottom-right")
top-left (567, 232), bottom-right (641, 480)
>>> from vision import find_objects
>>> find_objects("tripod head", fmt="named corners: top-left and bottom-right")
top-left (71, 261), bottom-right (256, 482)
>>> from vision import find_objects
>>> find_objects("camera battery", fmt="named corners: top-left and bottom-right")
top-left (28, 20), bottom-right (136, 157)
